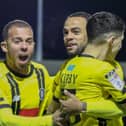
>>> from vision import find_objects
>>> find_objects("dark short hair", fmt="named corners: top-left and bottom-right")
top-left (2, 19), bottom-right (33, 40)
top-left (87, 11), bottom-right (126, 41)
top-left (68, 11), bottom-right (91, 21)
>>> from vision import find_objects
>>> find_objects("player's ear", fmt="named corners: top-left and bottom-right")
top-left (1, 41), bottom-right (8, 53)
top-left (103, 36), bottom-right (116, 55)
top-left (107, 35), bottom-right (117, 46)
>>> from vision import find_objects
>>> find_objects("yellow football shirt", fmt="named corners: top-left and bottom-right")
top-left (54, 55), bottom-right (125, 126)
top-left (0, 60), bottom-right (53, 126)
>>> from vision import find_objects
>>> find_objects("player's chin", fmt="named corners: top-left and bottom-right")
top-left (67, 53), bottom-right (76, 58)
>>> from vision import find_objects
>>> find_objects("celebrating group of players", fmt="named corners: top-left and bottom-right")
top-left (0, 11), bottom-right (126, 126)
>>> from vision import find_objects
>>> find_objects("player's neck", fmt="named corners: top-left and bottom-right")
top-left (83, 44), bottom-right (109, 60)
top-left (6, 60), bottom-right (29, 75)
top-left (104, 53), bottom-right (115, 63)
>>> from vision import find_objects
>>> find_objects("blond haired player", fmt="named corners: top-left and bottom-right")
top-left (0, 19), bottom-right (62, 126)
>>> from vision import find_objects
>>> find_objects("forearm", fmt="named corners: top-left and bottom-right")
top-left (0, 108), bottom-right (53, 126)
top-left (84, 99), bottom-right (123, 119)
top-left (60, 90), bottom-right (123, 119)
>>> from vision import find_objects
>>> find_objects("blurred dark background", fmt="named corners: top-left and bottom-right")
top-left (0, 0), bottom-right (126, 61)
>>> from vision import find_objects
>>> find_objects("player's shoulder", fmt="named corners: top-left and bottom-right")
top-left (93, 60), bottom-right (117, 78)
top-left (79, 56), bottom-right (113, 69)
top-left (0, 60), bottom-right (10, 75)
top-left (58, 59), bottom-right (70, 70)
top-left (92, 58), bottom-right (114, 68)
top-left (82, 58), bottom-right (115, 75)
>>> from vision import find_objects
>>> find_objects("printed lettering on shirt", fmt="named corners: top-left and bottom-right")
top-left (105, 70), bottom-right (124, 91)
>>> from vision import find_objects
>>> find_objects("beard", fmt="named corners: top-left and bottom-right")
top-left (67, 46), bottom-right (86, 58)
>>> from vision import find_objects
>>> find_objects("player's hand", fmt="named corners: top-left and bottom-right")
top-left (53, 110), bottom-right (64, 126)
top-left (60, 90), bottom-right (86, 113)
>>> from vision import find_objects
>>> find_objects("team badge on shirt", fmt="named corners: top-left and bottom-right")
top-left (105, 69), bottom-right (124, 91)
top-left (39, 88), bottom-right (44, 100)
top-left (67, 64), bottom-right (75, 71)
top-left (13, 95), bottom-right (20, 102)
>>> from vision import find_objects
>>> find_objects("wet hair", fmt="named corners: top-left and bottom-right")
top-left (68, 11), bottom-right (91, 21)
top-left (87, 11), bottom-right (126, 42)
top-left (2, 19), bottom-right (33, 40)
